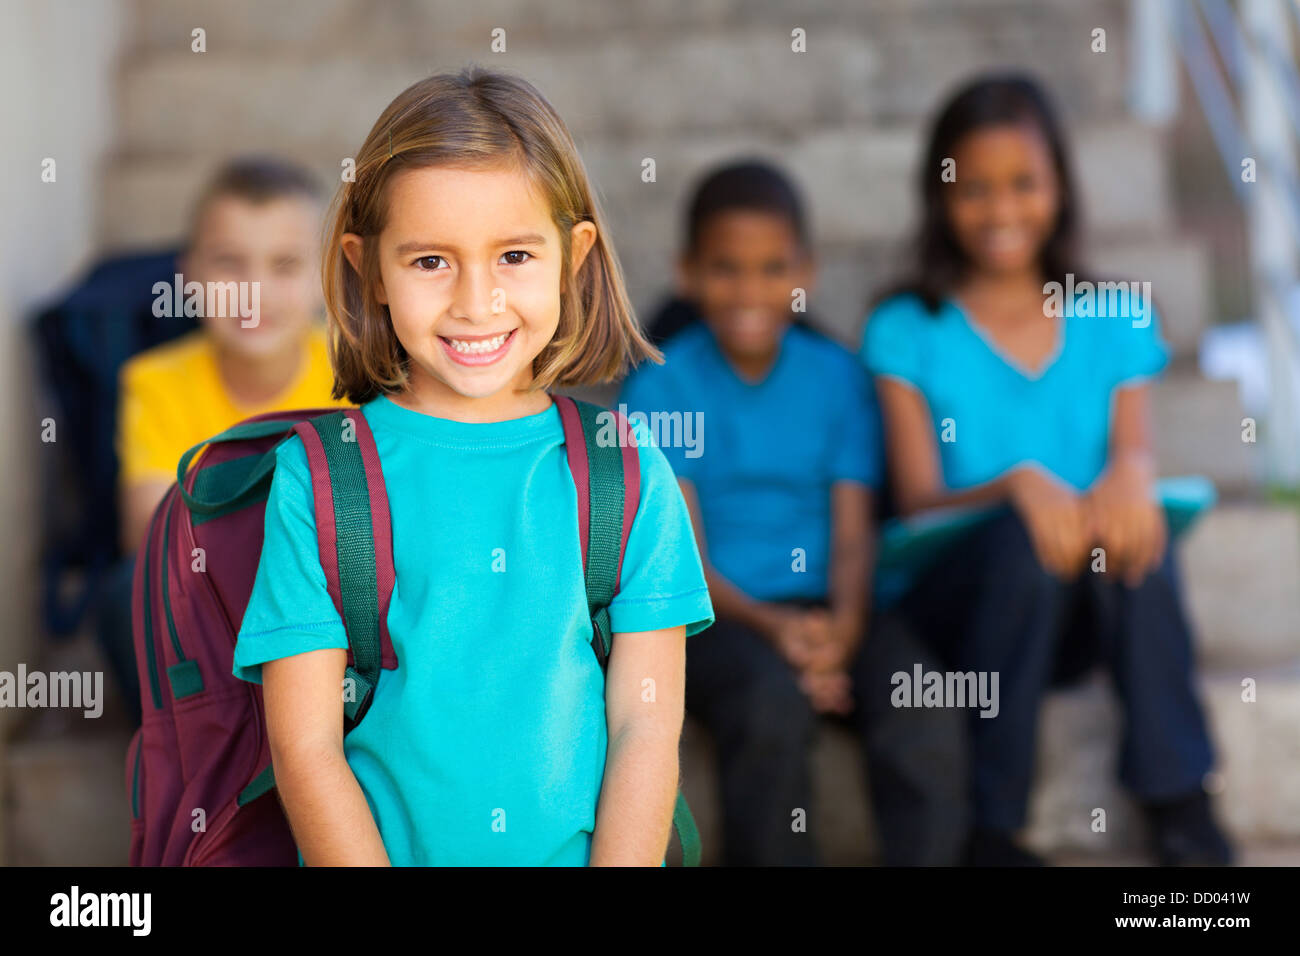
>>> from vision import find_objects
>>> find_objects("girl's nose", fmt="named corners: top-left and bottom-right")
top-left (449, 265), bottom-right (496, 322)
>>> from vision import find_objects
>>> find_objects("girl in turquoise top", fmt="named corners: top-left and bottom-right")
top-left (232, 68), bottom-right (714, 866)
top-left (860, 74), bottom-right (1231, 866)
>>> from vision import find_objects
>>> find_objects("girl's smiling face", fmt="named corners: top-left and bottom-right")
top-left (345, 163), bottom-right (594, 418)
top-left (945, 123), bottom-right (1061, 278)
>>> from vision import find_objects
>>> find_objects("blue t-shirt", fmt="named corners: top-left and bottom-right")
top-left (859, 289), bottom-right (1169, 491)
top-left (618, 323), bottom-right (880, 603)
top-left (232, 393), bottom-right (714, 866)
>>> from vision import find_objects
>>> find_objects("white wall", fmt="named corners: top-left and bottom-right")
top-left (0, 0), bottom-right (126, 743)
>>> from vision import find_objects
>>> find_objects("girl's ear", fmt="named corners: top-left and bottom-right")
top-left (341, 233), bottom-right (387, 304)
top-left (569, 221), bottom-right (598, 278)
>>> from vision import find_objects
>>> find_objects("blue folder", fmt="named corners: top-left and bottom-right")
top-left (873, 475), bottom-right (1217, 603)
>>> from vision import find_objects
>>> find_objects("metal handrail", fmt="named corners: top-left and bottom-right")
top-left (1166, 0), bottom-right (1300, 483)
top-left (1181, 1), bottom-right (1300, 228)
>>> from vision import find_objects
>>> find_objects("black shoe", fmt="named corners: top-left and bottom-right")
top-left (963, 828), bottom-right (1046, 867)
top-left (1143, 791), bottom-right (1234, 866)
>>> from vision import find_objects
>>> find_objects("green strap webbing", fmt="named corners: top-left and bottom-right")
top-left (673, 791), bottom-right (702, 867)
top-left (343, 665), bottom-right (374, 723)
top-left (176, 418), bottom-right (300, 516)
top-left (573, 400), bottom-right (623, 663)
top-left (308, 412), bottom-right (382, 726)
top-left (140, 503), bottom-right (163, 711)
top-left (240, 411), bottom-right (384, 806)
top-left (570, 399), bottom-right (702, 867)
top-left (188, 452), bottom-right (276, 526)
top-left (237, 763), bottom-right (275, 807)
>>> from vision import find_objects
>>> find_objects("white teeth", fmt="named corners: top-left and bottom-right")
top-left (447, 332), bottom-right (509, 354)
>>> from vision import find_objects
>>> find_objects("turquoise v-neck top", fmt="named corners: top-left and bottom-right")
top-left (860, 289), bottom-right (1169, 491)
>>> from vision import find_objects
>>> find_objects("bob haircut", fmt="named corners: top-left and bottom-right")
top-left (323, 67), bottom-right (659, 404)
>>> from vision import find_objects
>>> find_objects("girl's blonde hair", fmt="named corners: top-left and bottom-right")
top-left (324, 67), bottom-right (660, 404)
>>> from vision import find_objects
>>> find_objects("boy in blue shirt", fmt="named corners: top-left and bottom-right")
top-left (619, 161), bottom-right (879, 865)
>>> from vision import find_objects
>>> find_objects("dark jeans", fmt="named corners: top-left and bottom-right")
top-left (889, 509), bottom-right (1215, 833)
top-left (686, 600), bottom-right (967, 866)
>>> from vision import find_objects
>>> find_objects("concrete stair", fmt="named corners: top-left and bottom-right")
top-left (3, 730), bottom-right (133, 866)
top-left (1, 627), bottom-right (134, 866)
top-left (679, 662), bottom-right (1300, 866)
top-left (1180, 503), bottom-right (1300, 668)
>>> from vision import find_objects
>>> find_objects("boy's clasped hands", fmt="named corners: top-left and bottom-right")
top-left (765, 605), bottom-right (859, 716)
top-left (1005, 457), bottom-right (1166, 587)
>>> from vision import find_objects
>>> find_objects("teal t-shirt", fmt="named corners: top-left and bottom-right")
top-left (618, 324), bottom-right (880, 603)
top-left (232, 393), bottom-right (714, 866)
top-left (859, 289), bottom-right (1169, 491)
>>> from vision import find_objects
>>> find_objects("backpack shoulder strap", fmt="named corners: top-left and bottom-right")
top-left (554, 395), bottom-right (702, 866)
top-left (554, 395), bottom-right (639, 668)
top-left (291, 407), bottom-right (397, 731)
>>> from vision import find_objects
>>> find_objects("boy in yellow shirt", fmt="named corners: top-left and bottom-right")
top-left (106, 157), bottom-right (348, 726)
top-left (116, 157), bottom-right (349, 554)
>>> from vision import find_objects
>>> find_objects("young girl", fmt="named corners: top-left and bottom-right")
top-left (232, 68), bottom-right (714, 866)
top-left (860, 74), bottom-right (1232, 866)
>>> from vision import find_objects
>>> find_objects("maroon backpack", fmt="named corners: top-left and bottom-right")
top-left (125, 398), bottom-right (701, 866)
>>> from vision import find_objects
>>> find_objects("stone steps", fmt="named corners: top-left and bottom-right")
top-left (1, 730), bottom-right (133, 866)
top-left (0, 626), bottom-right (135, 866)
top-left (100, 118), bottom-right (1172, 244)
top-left (678, 661), bottom-right (1300, 865)
top-left (124, 0), bottom-right (1130, 131)
top-left (99, 120), bottom-right (1181, 337)
top-left (125, 0), bottom-right (1126, 50)
top-left (1088, 236), bottom-right (1211, 356)
top-left (1180, 502), bottom-right (1300, 668)
top-left (14, 658), bottom-right (1292, 867)
top-left (1151, 371), bottom-right (1258, 492)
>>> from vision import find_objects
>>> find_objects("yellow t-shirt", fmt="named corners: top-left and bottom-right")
top-left (116, 325), bottom-right (351, 485)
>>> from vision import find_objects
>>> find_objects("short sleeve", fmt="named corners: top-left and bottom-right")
top-left (232, 435), bottom-right (347, 684)
top-left (607, 419), bottom-right (714, 638)
top-left (1109, 293), bottom-right (1170, 387)
top-left (616, 365), bottom-right (701, 484)
top-left (116, 359), bottom-right (181, 485)
top-left (828, 354), bottom-right (882, 487)
top-left (861, 296), bottom-right (930, 390)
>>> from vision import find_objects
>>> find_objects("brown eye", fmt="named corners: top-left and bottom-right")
top-left (500, 250), bottom-right (532, 265)
top-left (414, 256), bottom-right (445, 270)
